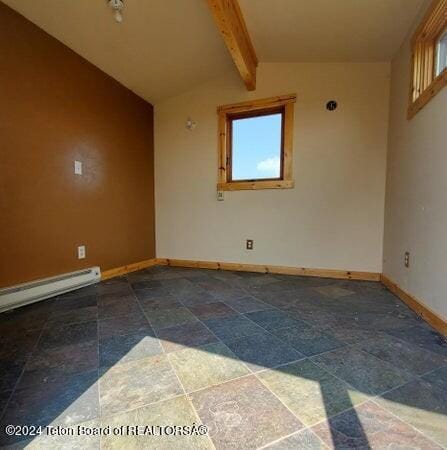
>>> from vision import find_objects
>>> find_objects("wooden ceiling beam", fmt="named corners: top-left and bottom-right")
top-left (206, 0), bottom-right (258, 91)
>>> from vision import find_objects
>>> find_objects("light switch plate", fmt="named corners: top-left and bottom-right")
top-left (77, 245), bottom-right (86, 259)
top-left (74, 160), bottom-right (83, 175)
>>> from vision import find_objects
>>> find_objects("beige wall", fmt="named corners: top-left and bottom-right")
top-left (155, 62), bottom-right (390, 273)
top-left (383, 0), bottom-right (447, 319)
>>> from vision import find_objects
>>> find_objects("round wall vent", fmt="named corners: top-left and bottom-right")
top-left (326, 100), bottom-right (338, 111)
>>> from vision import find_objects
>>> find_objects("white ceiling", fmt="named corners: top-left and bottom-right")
top-left (4, 0), bottom-right (426, 103)
top-left (239, 0), bottom-right (425, 62)
top-left (3, 0), bottom-right (233, 103)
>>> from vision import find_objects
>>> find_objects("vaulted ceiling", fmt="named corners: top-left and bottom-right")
top-left (240, 0), bottom-right (425, 62)
top-left (3, 0), bottom-right (426, 103)
top-left (2, 0), bottom-right (233, 102)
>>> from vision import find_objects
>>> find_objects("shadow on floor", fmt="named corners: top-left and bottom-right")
top-left (0, 265), bottom-right (446, 449)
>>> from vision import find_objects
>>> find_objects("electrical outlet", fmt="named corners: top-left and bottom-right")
top-left (217, 191), bottom-right (224, 201)
top-left (74, 160), bottom-right (83, 175)
top-left (78, 245), bottom-right (86, 259)
top-left (404, 251), bottom-right (410, 268)
top-left (246, 239), bottom-right (254, 250)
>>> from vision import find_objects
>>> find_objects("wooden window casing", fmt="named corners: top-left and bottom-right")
top-left (408, 0), bottom-right (447, 119)
top-left (217, 94), bottom-right (296, 191)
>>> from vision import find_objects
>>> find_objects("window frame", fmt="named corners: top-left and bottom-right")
top-left (408, 0), bottom-right (447, 119)
top-left (217, 94), bottom-right (296, 191)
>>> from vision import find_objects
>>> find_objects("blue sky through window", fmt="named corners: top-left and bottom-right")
top-left (231, 113), bottom-right (282, 180)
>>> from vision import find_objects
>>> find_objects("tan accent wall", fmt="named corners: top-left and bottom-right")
top-left (0, 2), bottom-right (155, 288)
top-left (383, 0), bottom-right (447, 319)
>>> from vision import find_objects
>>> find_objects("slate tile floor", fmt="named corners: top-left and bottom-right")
top-left (0, 266), bottom-right (446, 449)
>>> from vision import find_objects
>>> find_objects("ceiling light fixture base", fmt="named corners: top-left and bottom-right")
top-left (108, 0), bottom-right (124, 23)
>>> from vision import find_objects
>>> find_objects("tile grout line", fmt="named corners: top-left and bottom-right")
top-left (181, 276), bottom-right (446, 449)
top-left (415, 362), bottom-right (447, 380)
top-left (222, 297), bottom-right (367, 366)
top-left (137, 270), bottom-right (420, 362)
top-left (169, 290), bottom-right (261, 399)
top-left (256, 427), bottom-right (330, 450)
top-left (255, 385), bottom-right (424, 450)
top-left (181, 276), bottom-right (324, 350)
top-left (164, 356), bottom-right (305, 399)
top-left (96, 280), bottom-right (172, 422)
top-left (0, 313), bottom-right (50, 444)
top-left (235, 283), bottom-right (358, 341)
top-left (240, 281), bottom-right (447, 388)
top-left (368, 397), bottom-right (445, 448)
top-left (129, 275), bottom-right (441, 396)
top-left (257, 388), bottom-right (375, 449)
top-left (363, 357), bottom-right (447, 448)
top-left (347, 368), bottom-right (447, 449)
top-left (251, 369), bottom-right (316, 443)
top-left (169, 287), bottom-right (319, 448)
top-left (256, 362), bottom-right (443, 450)
top-left (99, 392), bottom-right (187, 421)
top-left (96, 281), bottom-right (190, 427)
top-left (246, 279), bottom-right (420, 339)
top-left (105, 272), bottom-right (446, 449)
top-left (248, 347), bottom-right (372, 449)
top-left (350, 338), bottom-right (447, 381)
top-left (94, 285), bottom-right (103, 450)
top-left (4, 287), bottom-right (104, 447)
top-left (366, 329), bottom-right (447, 362)
top-left (140, 273), bottom-right (417, 433)
top-left (157, 282), bottom-right (322, 447)
top-left (131, 282), bottom-right (217, 450)
top-left (105, 270), bottom-right (443, 448)
top-left (5, 268), bottom-right (439, 445)
top-left (135, 286), bottom-right (214, 447)
top-left (163, 340), bottom-right (217, 450)
top-left (166, 281), bottom-right (252, 348)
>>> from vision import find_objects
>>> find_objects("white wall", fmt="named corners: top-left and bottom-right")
top-left (155, 62), bottom-right (390, 273)
top-left (383, 0), bottom-right (447, 319)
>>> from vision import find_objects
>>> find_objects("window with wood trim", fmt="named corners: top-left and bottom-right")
top-left (408, 0), bottom-right (447, 118)
top-left (217, 94), bottom-right (296, 191)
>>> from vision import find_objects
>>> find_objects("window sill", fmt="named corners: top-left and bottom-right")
top-left (217, 180), bottom-right (294, 191)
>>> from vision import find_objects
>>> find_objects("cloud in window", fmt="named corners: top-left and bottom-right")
top-left (256, 157), bottom-right (280, 174)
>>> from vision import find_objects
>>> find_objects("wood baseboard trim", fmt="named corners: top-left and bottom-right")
top-left (156, 258), bottom-right (380, 281)
top-left (381, 275), bottom-right (447, 336)
top-left (101, 259), bottom-right (158, 281)
top-left (101, 258), bottom-right (446, 335)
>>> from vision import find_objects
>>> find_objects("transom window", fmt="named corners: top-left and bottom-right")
top-left (408, 0), bottom-right (447, 118)
top-left (217, 94), bottom-right (296, 191)
top-left (436, 27), bottom-right (447, 76)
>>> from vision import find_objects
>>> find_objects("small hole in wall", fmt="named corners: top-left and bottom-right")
top-left (326, 100), bottom-right (338, 111)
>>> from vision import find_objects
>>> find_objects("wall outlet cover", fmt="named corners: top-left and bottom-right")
top-left (74, 160), bottom-right (83, 175)
top-left (404, 251), bottom-right (410, 268)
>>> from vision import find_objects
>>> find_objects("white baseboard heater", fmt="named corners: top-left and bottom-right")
top-left (0, 267), bottom-right (101, 313)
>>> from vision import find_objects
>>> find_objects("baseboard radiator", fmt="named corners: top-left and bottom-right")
top-left (0, 267), bottom-right (101, 313)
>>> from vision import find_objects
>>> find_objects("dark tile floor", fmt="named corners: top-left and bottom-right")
top-left (0, 266), bottom-right (447, 449)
